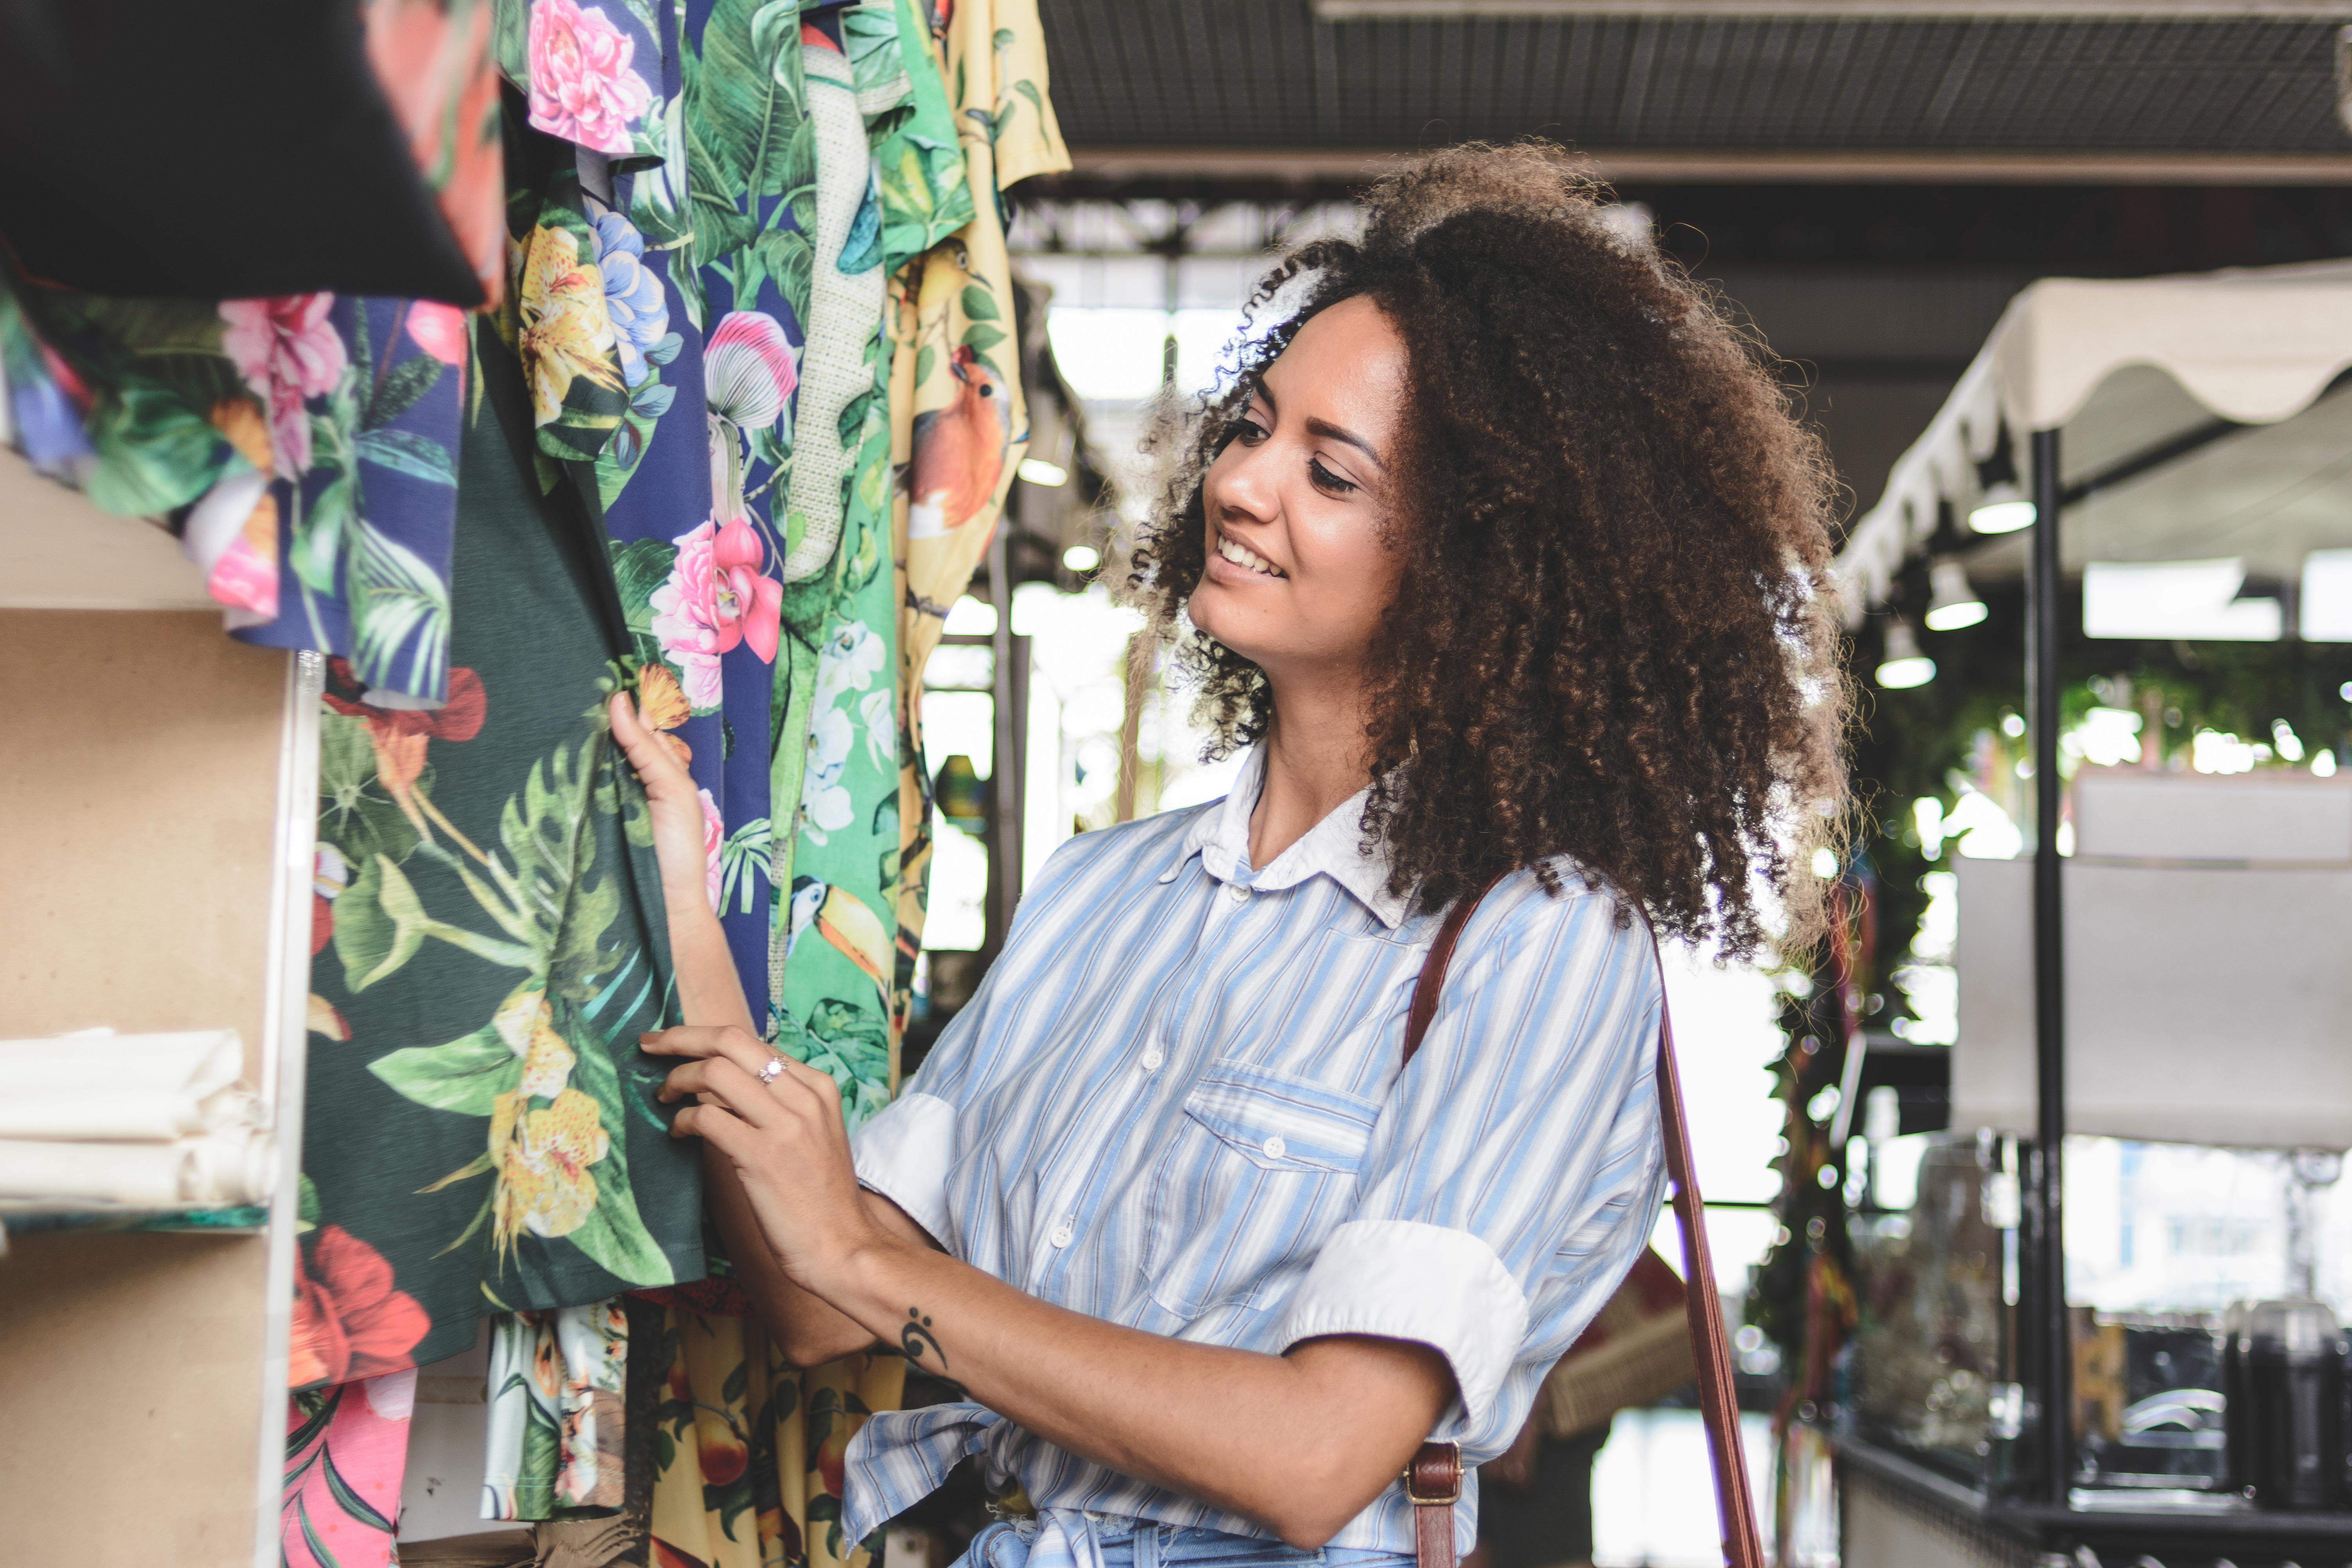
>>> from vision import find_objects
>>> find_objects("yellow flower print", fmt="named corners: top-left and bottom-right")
top-left (490, 1087), bottom-right (611, 1249)
top-left (516, 224), bottom-right (623, 427)
top-left (493, 985), bottom-right (577, 1099)
top-left (635, 662), bottom-right (693, 768)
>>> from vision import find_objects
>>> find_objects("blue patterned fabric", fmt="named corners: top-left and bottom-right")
top-left (953, 1514), bottom-right (1406, 1568)
top-left (844, 742), bottom-right (1669, 1556)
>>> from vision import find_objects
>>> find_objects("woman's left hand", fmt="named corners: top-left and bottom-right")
top-left (645, 1025), bottom-right (888, 1290)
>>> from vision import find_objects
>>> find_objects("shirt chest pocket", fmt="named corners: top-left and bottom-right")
top-left (1140, 1060), bottom-right (1382, 1320)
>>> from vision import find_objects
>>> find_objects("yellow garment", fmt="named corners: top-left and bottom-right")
top-left (648, 1308), bottom-right (909, 1568)
top-left (890, 0), bottom-right (1070, 969)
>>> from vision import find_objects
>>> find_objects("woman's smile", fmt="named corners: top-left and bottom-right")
top-left (1209, 525), bottom-right (1287, 581)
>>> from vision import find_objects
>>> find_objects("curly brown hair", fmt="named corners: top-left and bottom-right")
top-left (1127, 142), bottom-right (1849, 957)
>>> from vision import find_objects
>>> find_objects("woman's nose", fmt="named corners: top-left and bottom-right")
top-left (1210, 436), bottom-right (1281, 523)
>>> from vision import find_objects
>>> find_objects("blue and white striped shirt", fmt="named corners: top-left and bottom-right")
top-left (843, 743), bottom-right (1667, 1558)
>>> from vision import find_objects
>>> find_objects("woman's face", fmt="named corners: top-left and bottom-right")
top-left (1188, 295), bottom-right (1410, 685)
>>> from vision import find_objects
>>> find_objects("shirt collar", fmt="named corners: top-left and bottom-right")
top-left (1175, 743), bottom-right (1413, 929)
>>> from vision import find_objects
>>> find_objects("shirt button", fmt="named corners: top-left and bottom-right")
top-left (1227, 883), bottom-right (1249, 904)
top-left (1050, 1220), bottom-right (1074, 1248)
top-left (1140, 1048), bottom-right (1165, 1071)
top-left (1263, 1135), bottom-right (1287, 1160)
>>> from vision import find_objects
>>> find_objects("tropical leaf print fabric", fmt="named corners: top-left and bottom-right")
top-left (282, 1368), bottom-right (417, 1568)
top-left (0, 276), bottom-right (468, 702)
top-left (298, 317), bottom-right (701, 1378)
top-left (484, 1299), bottom-right (632, 1518)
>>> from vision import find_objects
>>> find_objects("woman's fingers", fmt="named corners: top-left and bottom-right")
top-left (657, 1057), bottom-right (783, 1123)
top-left (610, 692), bottom-right (692, 796)
top-left (670, 1102), bottom-right (754, 1155)
top-left (641, 1025), bottom-right (772, 1074)
top-left (643, 1029), bottom-right (843, 1115)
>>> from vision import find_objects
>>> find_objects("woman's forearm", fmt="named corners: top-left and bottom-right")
top-left (644, 1026), bottom-right (1451, 1543)
top-left (813, 1232), bottom-right (1452, 1547)
top-left (665, 902), bottom-right (882, 1359)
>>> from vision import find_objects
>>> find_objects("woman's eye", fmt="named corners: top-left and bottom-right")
top-left (1232, 416), bottom-right (1270, 445)
top-left (1308, 456), bottom-right (1357, 495)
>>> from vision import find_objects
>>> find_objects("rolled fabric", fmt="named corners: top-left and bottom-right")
top-left (0, 1127), bottom-right (276, 1206)
top-left (0, 1029), bottom-right (262, 1140)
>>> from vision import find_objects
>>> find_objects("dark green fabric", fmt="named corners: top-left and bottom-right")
top-left (294, 319), bottom-right (700, 1383)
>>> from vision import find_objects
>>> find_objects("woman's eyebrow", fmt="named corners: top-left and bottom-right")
top-left (1304, 416), bottom-right (1382, 469)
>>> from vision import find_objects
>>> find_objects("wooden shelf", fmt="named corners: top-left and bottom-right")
top-left (0, 445), bottom-right (218, 610)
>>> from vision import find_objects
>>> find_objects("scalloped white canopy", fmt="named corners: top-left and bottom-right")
top-left (1832, 258), bottom-right (2352, 625)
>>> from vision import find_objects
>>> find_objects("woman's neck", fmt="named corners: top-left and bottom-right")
top-left (1246, 667), bottom-right (1374, 870)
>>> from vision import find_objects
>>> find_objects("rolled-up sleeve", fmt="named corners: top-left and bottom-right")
top-left (851, 1091), bottom-right (958, 1247)
top-left (1271, 876), bottom-right (1668, 1454)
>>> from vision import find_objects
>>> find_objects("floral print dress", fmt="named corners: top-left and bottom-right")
top-left (5, 0), bottom-right (1062, 1562)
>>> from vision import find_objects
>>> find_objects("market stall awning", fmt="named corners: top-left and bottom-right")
top-left (1831, 258), bottom-right (2352, 625)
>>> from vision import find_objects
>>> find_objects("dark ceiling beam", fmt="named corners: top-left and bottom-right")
top-left (1313, 0), bottom-right (2352, 15)
top-left (1059, 146), bottom-right (2352, 185)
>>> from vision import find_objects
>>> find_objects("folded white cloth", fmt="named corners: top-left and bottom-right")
top-left (0, 1029), bottom-right (264, 1140)
top-left (0, 1127), bottom-right (276, 1206)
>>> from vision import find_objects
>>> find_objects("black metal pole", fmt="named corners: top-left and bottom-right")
top-left (986, 524), bottom-right (1022, 955)
top-left (2028, 426), bottom-right (2071, 1508)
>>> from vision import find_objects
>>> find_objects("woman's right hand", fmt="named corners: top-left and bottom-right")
top-left (610, 688), bottom-right (717, 926)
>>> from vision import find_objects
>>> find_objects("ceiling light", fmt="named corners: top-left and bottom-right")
top-left (2083, 558), bottom-right (2280, 642)
top-left (1876, 620), bottom-right (1936, 689)
top-left (1062, 544), bottom-right (1101, 573)
top-left (1923, 558), bottom-right (1987, 632)
top-left (2301, 549), bottom-right (2352, 641)
top-left (1968, 482), bottom-right (2036, 535)
top-left (1018, 457), bottom-right (1069, 487)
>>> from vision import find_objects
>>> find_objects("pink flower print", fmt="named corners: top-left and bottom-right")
top-left (703, 311), bottom-right (797, 432)
top-left (406, 300), bottom-right (469, 366)
top-left (528, 0), bottom-right (653, 156)
top-left (220, 295), bottom-right (347, 479)
top-left (646, 517), bottom-right (783, 709)
top-left (698, 788), bottom-right (725, 913)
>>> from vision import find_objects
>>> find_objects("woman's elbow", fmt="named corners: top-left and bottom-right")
top-left (1269, 1518), bottom-right (1346, 1553)
top-left (1258, 1462), bottom-right (1386, 1550)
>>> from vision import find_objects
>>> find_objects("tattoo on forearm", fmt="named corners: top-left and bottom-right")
top-left (901, 1307), bottom-right (947, 1370)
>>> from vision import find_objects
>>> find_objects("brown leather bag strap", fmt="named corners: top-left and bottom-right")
top-left (1397, 877), bottom-right (1765, 1568)
top-left (1652, 949), bottom-right (1768, 1568)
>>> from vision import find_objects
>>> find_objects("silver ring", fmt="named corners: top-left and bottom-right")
top-left (756, 1053), bottom-right (788, 1086)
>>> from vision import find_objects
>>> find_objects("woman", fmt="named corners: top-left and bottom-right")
top-left (611, 143), bottom-right (1844, 1568)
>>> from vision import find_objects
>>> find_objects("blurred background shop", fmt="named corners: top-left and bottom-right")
top-left (909, 9), bottom-right (2352, 1567)
top-left (8, 4), bottom-right (2352, 1567)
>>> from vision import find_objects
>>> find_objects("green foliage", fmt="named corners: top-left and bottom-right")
top-left (337, 853), bottom-right (431, 991)
top-left (369, 1021), bottom-right (523, 1116)
top-left (351, 523), bottom-right (453, 699)
top-left (81, 381), bottom-right (228, 516)
top-left (319, 717), bottom-right (422, 866)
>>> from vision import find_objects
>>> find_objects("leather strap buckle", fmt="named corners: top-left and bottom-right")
top-left (1402, 1441), bottom-right (1461, 1505)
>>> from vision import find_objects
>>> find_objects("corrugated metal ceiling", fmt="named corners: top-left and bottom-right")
top-left (1039, 4), bottom-right (2346, 154)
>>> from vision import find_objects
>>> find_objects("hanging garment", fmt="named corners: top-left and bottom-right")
top-left (283, 1367), bottom-right (420, 1568)
top-left (492, 0), bottom-right (678, 174)
top-left (887, 0), bottom-right (1067, 976)
top-left (0, 0), bottom-right (500, 305)
top-left (483, 1300), bottom-right (632, 1519)
top-left (298, 313), bottom-right (702, 1383)
top-left (490, 0), bottom-right (786, 1013)
top-left (645, 1305), bottom-right (907, 1568)
top-left (762, 17), bottom-right (906, 1124)
top-left (0, 277), bottom-right (467, 702)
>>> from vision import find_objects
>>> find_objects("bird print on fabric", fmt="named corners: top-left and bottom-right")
top-left (788, 874), bottom-right (895, 1018)
top-left (907, 344), bottom-right (1011, 538)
